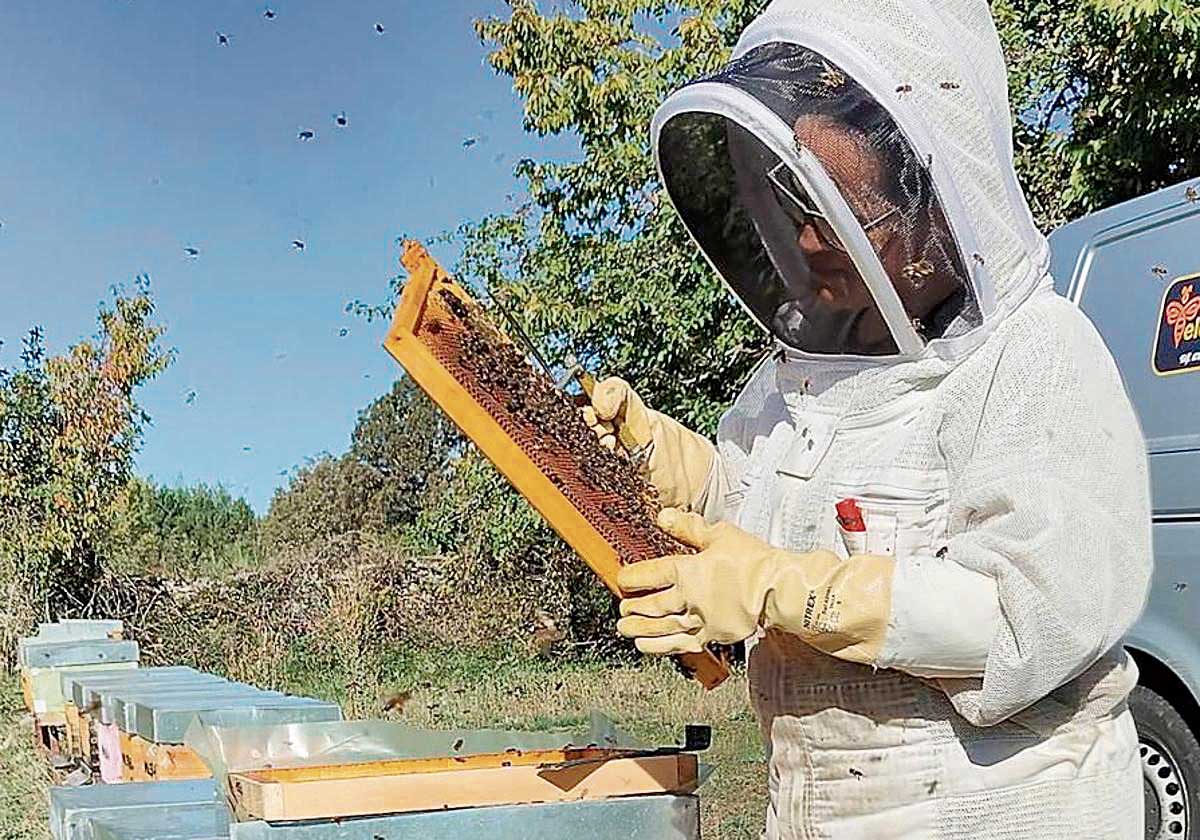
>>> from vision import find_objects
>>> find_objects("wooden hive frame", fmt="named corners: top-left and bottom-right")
top-left (383, 242), bottom-right (728, 689)
top-left (227, 747), bottom-right (698, 822)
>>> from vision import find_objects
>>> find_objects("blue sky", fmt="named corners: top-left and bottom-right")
top-left (0, 0), bottom-right (577, 511)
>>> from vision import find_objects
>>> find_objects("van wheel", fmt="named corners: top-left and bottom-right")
top-left (1131, 684), bottom-right (1200, 839)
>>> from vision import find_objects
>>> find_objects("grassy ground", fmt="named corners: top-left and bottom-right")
top-left (0, 672), bottom-right (55, 840)
top-left (1, 651), bottom-right (766, 839)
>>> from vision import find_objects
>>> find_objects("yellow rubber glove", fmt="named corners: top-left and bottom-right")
top-left (581, 377), bottom-right (715, 511)
top-left (616, 508), bottom-right (895, 666)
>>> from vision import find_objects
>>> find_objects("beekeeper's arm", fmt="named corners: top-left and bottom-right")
top-left (929, 304), bottom-right (1152, 725)
top-left (617, 307), bottom-right (1152, 726)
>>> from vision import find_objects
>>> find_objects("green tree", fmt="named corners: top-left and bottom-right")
top-left (260, 455), bottom-right (389, 552)
top-left (261, 378), bottom-right (462, 551)
top-left (463, 0), bottom-right (772, 435)
top-left (455, 0), bottom-right (1200, 418)
top-left (995, 0), bottom-right (1200, 228)
top-left (0, 279), bottom-right (171, 655)
top-left (349, 377), bottom-right (461, 526)
top-left (114, 478), bottom-right (258, 576)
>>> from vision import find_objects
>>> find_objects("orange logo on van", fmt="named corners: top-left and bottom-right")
top-left (1165, 284), bottom-right (1200, 347)
top-left (1154, 275), bottom-right (1200, 376)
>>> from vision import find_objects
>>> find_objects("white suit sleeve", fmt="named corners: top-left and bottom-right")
top-left (696, 354), bottom-right (775, 523)
top-left (695, 452), bottom-right (734, 523)
top-left (877, 554), bottom-right (1000, 678)
top-left (930, 299), bottom-right (1152, 726)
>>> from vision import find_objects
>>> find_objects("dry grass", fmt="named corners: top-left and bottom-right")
top-left (1, 653), bottom-right (766, 839)
top-left (0, 672), bottom-right (54, 840)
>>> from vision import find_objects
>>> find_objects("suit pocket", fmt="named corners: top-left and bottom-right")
top-left (825, 472), bottom-right (948, 559)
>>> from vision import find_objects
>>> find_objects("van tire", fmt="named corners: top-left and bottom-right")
top-left (1131, 684), bottom-right (1200, 839)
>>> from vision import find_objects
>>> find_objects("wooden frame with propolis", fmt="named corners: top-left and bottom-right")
top-left (382, 242), bottom-right (729, 689)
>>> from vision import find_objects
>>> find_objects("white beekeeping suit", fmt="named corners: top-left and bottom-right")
top-left (608, 1), bottom-right (1154, 837)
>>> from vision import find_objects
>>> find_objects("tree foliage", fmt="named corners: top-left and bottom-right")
top-left (0, 279), bottom-right (171, 652)
top-left (463, 0), bottom-right (772, 435)
top-left (262, 379), bottom-right (459, 551)
top-left (260, 456), bottom-right (389, 551)
top-left (454, 0), bottom-right (1200, 424)
top-left (113, 478), bottom-right (258, 576)
top-left (995, 0), bottom-right (1200, 228)
top-left (349, 377), bottom-right (460, 526)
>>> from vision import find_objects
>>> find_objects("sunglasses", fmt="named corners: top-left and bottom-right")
top-left (766, 161), bottom-right (898, 254)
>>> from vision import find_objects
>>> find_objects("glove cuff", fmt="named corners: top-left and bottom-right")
top-left (764, 551), bottom-right (895, 666)
top-left (646, 409), bottom-right (716, 511)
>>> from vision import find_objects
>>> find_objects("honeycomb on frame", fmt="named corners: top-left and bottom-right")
top-left (383, 242), bottom-right (729, 689)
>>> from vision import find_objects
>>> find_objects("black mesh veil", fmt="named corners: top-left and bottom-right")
top-left (656, 42), bottom-right (981, 357)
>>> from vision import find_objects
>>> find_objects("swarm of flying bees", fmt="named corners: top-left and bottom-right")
top-left (151, 5), bottom-right (540, 410)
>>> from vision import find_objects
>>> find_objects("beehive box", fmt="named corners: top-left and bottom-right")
top-left (25, 663), bottom-right (137, 718)
top-left (17, 620), bottom-right (124, 667)
top-left (130, 695), bottom-right (340, 745)
top-left (124, 696), bottom-right (342, 783)
top-left (227, 747), bottom-right (698, 822)
top-left (21, 639), bottom-right (139, 727)
top-left (75, 803), bottom-right (228, 840)
top-left (230, 795), bottom-right (698, 840)
top-left (64, 668), bottom-right (214, 764)
top-left (99, 685), bottom-right (276, 783)
top-left (384, 242), bottom-right (728, 689)
top-left (65, 669), bottom-right (206, 712)
top-left (22, 639), bottom-right (139, 670)
top-left (67, 671), bottom-right (227, 779)
top-left (48, 779), bottom-right (224, 840)
top-left (108, 687), bottom-right (278, 739)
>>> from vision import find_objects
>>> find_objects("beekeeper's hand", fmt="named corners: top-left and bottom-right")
top-left (581, 377), bottom-right (715, 510)
top-left (616, 509), bottom-right (895, 665)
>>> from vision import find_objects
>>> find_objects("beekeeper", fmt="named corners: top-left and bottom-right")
top-left (583, 2), bottom-right (1152, 837)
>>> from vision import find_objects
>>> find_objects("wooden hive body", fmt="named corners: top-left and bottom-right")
top-left (383, 243), bottom-right (728, 689)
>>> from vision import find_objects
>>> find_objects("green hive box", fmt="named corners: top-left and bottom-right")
top-left (27, 662), bottom-right (138, 716)
top-left (229, 796), bottom-right (700, 840)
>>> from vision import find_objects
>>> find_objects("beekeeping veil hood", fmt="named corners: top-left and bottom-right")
top-left (652, 0), bottom-right (1051, 362)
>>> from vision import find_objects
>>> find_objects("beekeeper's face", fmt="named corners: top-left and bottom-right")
top-left (656, 43), bottom-right (985, 357)
top-left (774, 114), bottom-right (963, 353)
